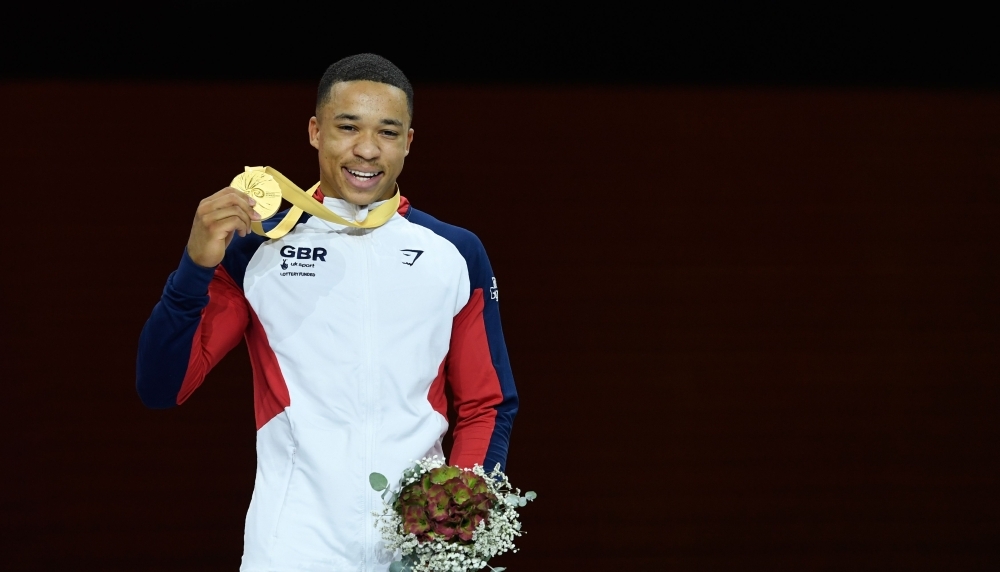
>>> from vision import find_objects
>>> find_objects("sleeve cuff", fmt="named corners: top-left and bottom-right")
top-left (171, 249), bottom-right (217, 297)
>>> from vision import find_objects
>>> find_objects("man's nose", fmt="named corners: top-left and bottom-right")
top-left (353, 133), bottom-right (380, 161)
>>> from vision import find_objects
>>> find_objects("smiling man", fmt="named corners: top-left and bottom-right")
top-left (136, 54), bottom-right (518, 571)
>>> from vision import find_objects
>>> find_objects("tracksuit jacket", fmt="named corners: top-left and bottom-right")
top-left (136, 192), bottom-right (518, 571)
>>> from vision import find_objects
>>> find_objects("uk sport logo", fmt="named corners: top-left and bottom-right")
top-left (277, 245), bottom-right (325, 277)
top-left (490, 277), bottom-right (499, 301)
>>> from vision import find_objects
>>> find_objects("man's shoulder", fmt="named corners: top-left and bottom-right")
top-left (403, 207), bottom-right (495, 281)
top-left (404, 207), bottom-right (485, 259)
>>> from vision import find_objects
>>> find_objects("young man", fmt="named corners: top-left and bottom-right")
top-left (136, 54), bottom-right (518, 571)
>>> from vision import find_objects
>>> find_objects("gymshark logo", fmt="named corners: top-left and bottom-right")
top-left (401, 249), bottom-right (424, 266)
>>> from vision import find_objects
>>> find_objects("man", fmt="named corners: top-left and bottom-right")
top-left (136, 54), bottom-right (518, 571)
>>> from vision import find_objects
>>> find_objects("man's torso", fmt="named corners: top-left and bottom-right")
top-left (230, 207), bottom-right (469, 571)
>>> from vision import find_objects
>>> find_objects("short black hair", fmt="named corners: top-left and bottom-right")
top-left (317, 53), bottom-right (414, 122)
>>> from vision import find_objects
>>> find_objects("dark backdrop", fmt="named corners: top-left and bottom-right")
top-left (3, 81), bottom-right (998, 570)
top-left (3, 6), bottom-right (999, 88)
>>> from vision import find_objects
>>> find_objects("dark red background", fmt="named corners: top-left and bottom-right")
top-left (3, 84), bottom-right (998, 570)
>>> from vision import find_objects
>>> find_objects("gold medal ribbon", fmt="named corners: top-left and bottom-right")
top-left (230, 166), bottom-right (400, 240)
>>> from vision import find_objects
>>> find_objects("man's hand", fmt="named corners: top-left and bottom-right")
top-left (187, 187), bottom-right (262, 268)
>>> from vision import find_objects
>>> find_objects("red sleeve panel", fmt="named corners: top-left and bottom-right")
top-left (247, 305), bottom-right (291, 430)
top-left (176, 266), bottom-right (291, 429)
top-left (139, 197), bottom-right (329, 417)
top-left (447, 288), bottom-right (505, 469)
top-left (405, 206), bottom-right (519, 473)
top-left (139, 254), bottom-right (291, 429)
top-left (176, 266), bottom-right (250, 404)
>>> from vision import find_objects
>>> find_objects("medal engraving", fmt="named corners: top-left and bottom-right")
top-left (231, 168), bottom-right (282, 220)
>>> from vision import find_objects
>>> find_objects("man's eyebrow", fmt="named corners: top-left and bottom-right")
top-left (333, 113), bottom-right (403, 127)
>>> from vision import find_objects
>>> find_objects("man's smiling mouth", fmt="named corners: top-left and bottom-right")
top-left (346, 168), bottom-right (382, 180)
top-left (343, 167), bottom-right (385, 190)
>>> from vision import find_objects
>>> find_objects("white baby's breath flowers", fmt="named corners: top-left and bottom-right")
top-left (372, 456), bottom-right (534, 572)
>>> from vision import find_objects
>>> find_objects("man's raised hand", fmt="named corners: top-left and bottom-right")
top-left (187, 187), bottom-right (262, 268)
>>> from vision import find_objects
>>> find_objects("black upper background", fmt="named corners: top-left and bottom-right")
top-left (3, 5), bottom-right (997, 87)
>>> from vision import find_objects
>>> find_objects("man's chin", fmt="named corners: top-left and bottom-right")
top-left (338, 185), bottom-right (392, 206)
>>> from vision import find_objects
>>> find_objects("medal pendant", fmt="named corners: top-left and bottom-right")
top-left (231, 168), bottom-right (283, 220)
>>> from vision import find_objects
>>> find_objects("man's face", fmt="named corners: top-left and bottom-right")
top-left (309, 80), bottom-right (413, 206)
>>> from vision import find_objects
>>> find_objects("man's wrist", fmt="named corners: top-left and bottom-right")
top-left (172, 248), bottom-right (217, 297)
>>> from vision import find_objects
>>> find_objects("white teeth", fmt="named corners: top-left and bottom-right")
top-left (348, 168), bottom-right (379, 178)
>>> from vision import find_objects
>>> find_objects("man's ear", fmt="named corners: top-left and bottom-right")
top-left (404, 128), bottom-right (414, 156)
top-left (308, 116), bottom-right (321, 150)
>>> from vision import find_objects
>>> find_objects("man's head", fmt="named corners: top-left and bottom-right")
top-left (309, 54), bottom-right (414, 206)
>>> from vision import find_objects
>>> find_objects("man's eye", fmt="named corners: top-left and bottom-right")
top-left (339, 125), bottom-right (357, 132)
top-left (381, 130), bottom-right (398, 137)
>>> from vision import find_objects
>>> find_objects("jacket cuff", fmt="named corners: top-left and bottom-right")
top-left (171, 249), bottom-right (217, 297)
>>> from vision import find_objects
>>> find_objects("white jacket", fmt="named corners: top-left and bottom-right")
top-left (138, 194), bottom-right (518, 571)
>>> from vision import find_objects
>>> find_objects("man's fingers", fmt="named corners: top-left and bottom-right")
top-left (210, 186), bottom-right (256, 203)
top-left (199, 190), bottom-right (261, 220)
top-left (201, 190), bottom-right (252, 211)
top-left (188, 188), bottom-right (260, 267)
top-left (212, 215), bottom-right (250, 239)
top-left (202, 206), bottom-right (252, 236)
top-left (222, 187), bottom-right (258, 215)
top-left (221, 187), bottom-right (257, 210)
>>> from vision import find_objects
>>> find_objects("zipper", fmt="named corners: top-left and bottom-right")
top-left (360, 230), bottom-right (376, 571)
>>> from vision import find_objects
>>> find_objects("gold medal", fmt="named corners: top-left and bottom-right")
top-left (231, 167), bottom-right (283, 220)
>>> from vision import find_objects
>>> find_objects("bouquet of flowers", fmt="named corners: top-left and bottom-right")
top-left (369, 456), bottom-right (536, 572)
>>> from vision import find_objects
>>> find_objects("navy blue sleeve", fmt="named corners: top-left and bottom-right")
top-left (135, 250), bottom-right (215, 408)
top-left (135, 210), bottom-right (305, 409)
top-left (407, 208), bottom-right (519, 472)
